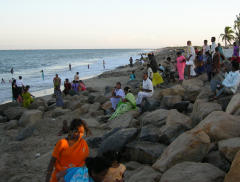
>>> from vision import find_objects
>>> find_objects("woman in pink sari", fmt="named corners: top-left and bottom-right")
top-left (176, 51), bottom-right (186, 83)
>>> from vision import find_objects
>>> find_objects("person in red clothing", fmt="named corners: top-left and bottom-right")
top-left (63, 79), bottom-right (72, 95)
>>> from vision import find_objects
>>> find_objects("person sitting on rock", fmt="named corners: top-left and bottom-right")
top-left (136, 72), bottom-right (154, 106)
top-left (210, 61), bottom-right (240, 100)
top-left (110, 82), bottom-right (125, 111)
top-left (45, 119), bottom-right (91, 182)
top-left (56, 151), bottom-right (126, 182)
top-left (22, 85), bottom-right (34, 108)
top-left (109, 86), bottom-right (136, 120)
top-left (79, 80), bottom-right (86, 91)
top-left (129, 71), bottom-right (136, 81)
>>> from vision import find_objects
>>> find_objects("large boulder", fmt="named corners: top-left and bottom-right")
top-left (51, 108), bottom-right (71, 118)
top-left (28, 98), bottom-right (47, 110)
top-left (194, 111), bottom-right (240, 141)
top-left (159, 124), bottom-right (188, 145)
top-left (125, 141), bottom-right (166, 164)
top-left (140, 109), bottom-right (169, 127)
top-left (108, 111), bottom-right (135, 129)
top-left (3, 107), bottom-right (26, 120)
top-left (160, 162), bottom-right (225, 182)
top-left (138, 126), bottom-right (160, 142)
top-left (218, 137), bottom-right (240, 162)
top-left (161, 95), bottom-right (182, 109)
top-left (98, 128), bottom-right (138, 154)
top-left (152, 130), bottom-right (210, 172)
top-left (224, 151), bottom-right (240, 182)
top-left (191, 100), bottom-right (222, 125)
top-left (0, 115), bottom-right (7, 123)
top-left (166, 109), bottom-right (192, 129)
top-left (203, 151), bottom-right (231, 172)
top-left (182, 78), bottom-right (204, 101)
top-left (125, 166), bottom-right (161, 182)
top-left (18, 110), bottom-right (43, 127)
top-left (153, 84), bottom-right (185, 99)
top-left (141, 97), bottom-right (161, 112)
top-left (4, 120), bottom-right (18, 130)
top-left (226, 93), bottom-right (240, 114)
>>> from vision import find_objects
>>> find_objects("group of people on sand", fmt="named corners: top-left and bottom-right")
top-left (46, 119), bottom-right (126, 182)
top-left (11, 76), bottom-right (34, 108)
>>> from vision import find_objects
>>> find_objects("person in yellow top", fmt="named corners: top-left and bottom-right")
top-left (22, 85), bottom-right (34, 108)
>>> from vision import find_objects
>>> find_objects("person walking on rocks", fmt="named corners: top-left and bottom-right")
top-left (148, 53), bottom-right (164, 86)
top-left (136, 72), bottom-right (153, 106)
top-left (129, 57), bottom-right (133, 67)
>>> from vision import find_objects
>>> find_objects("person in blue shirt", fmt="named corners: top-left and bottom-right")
top-left (129, 71), bottom-right (136, 80)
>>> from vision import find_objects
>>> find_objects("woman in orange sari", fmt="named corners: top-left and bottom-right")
top-left (45, 119), bottom-right (91, 182)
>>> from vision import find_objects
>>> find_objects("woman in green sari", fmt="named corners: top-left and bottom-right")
top-left (109, 87), bottom-right (136, 120)
top-left (22, 85), bottom-right (34, 108)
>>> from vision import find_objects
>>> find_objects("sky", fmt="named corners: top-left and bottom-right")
top-left (0, 0), bottom-right (239, 49)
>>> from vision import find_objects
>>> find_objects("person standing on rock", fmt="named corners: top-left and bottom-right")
top-left (129, 57), bottom-right (133, 67)
top-left (186, 41), bottom-right (196, 79)
top-left (210, 37), bottom-right (217, 56)
top-left (110, 82), bottom-right (125, 110)
top-left (55, 87), bottom-right (64, 107)
top-left (16, 76), bottom-right (24, 100)
top-left (45, 119), bottom-right (91, 182)
top-left (136, 72), bottom-right (153, 106)
top-left (22, 85), bottom-right (34, 108)
top-left (74, 72), bottom-right (79, 81)
top-left (53, 74), bottom-right (61, 95)
top-left (148, 53), bottom-right (164, 86)
top-left (12, 79), bottom-right (18, 101)
top-left (176, 51), bottom-right (186, 83)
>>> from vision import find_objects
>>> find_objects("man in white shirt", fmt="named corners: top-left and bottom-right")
top-left (74, 72), bottom-right (79, 81)
top-left (110, 82), bottom-right (125, 110)
top-left (210, 61), bottom-right (240, 99)
top-left (16, 76), bottom-right (24, 98)
top-left (210, 37), bottom-right (217, 56)
top-left (186, 41), bottom-right (196, 78)
top-left (203, 40), bottom-right (210, 62)
top-left (136, 73), bottom-right (154, 105)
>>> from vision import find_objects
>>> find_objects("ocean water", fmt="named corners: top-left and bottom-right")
top-left (0, 49), bottom-right (149, 104)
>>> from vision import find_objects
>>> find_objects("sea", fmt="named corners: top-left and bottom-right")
top-left (0, 49), bottom-right (151, 104)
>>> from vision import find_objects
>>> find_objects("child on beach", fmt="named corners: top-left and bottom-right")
top-left (56, 88), bottom-right (64, 107)
top-left (129, 71), bottom-right (136, 80)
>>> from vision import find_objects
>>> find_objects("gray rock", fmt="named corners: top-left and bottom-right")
top-left (218, 137), bottom-right (240, 162)
top-left (16, 126), bottom-right (35, 141)
top-left (125, 141), bottom-right (166, 164)
top-left (159, 124), bottom-right (188, 145)
top-left (125, 161), bottom-right (143, 171)
top-left (193, 111), bottom-right (240, 141)
top-left (108, 111), bottom-right (134, 129)
top-left (51, 108), bottom-right (70, 118)
top-left (203, 151), bottom-right (230, 172)
top-left (161, 95), bottom-right (182, 109)
top-left (160, 162), bottom-right (225, 182)
top-left (98, 128), bottom-right (138, 155)
top-left (88, 95), bottom-right (96, 104)
top-left (4, 120), bottom-right (18, 130)
top-left (139, 126), bottom-right (160, 142)
top-left (28, 98), bottom-right (47, 110)
top-left (141, 97), bottom-right (161, 113)
top-left (153, 130), bottom-right (210, 172)
top-left (4, 107), bottom-right (26, 120)
top-left (0, 115), bottom-right (7, 123)
top-left (172, 101), bottom-right (190, 113)
top-left (166, 109), bottom-right (192, 129)
top-left (226, 93), bottom-right (240, 114)
top-left (182, 78), bottom-right (204, 102)
top-left (191, 100), bottom-right (222, 126)
top-left (18, 110), bottom-right (43, 127)
top-left (140, 109), bottom-right (169, 127)
top-left (125, 166), bottom-right (161, 182)
top-left (217, 95), bottom-right (232, 111)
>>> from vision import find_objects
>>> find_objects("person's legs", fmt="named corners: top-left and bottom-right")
top-left (210, 80), bottom-right (221, 94)
top-left (110, 97), bottom-right (120, 110)
top-left (136, 92), bottom-right (152, 105)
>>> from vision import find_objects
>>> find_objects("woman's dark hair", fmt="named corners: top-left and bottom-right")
top-left (232, 61), bottom-right (239, 71)
top-left (69, 119), bottom-right (84, 131)
top-left (25, 85), bottom-right (30, 91)
top-left (116, 82), bottom-right (121, 86)
top-left (167, 57), bottom-right (171, 61)
top-left (66, 78), bottom-right (69, 82)
top-left (176, 52), bottom-right (182, 56)
top-left (86, 151), bottom-right (120, 176)
top-left (124, 86), bottom-right (131, 93)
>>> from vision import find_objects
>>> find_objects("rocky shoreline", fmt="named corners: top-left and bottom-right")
top-left (0, 47), bottom-right (240, 182)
